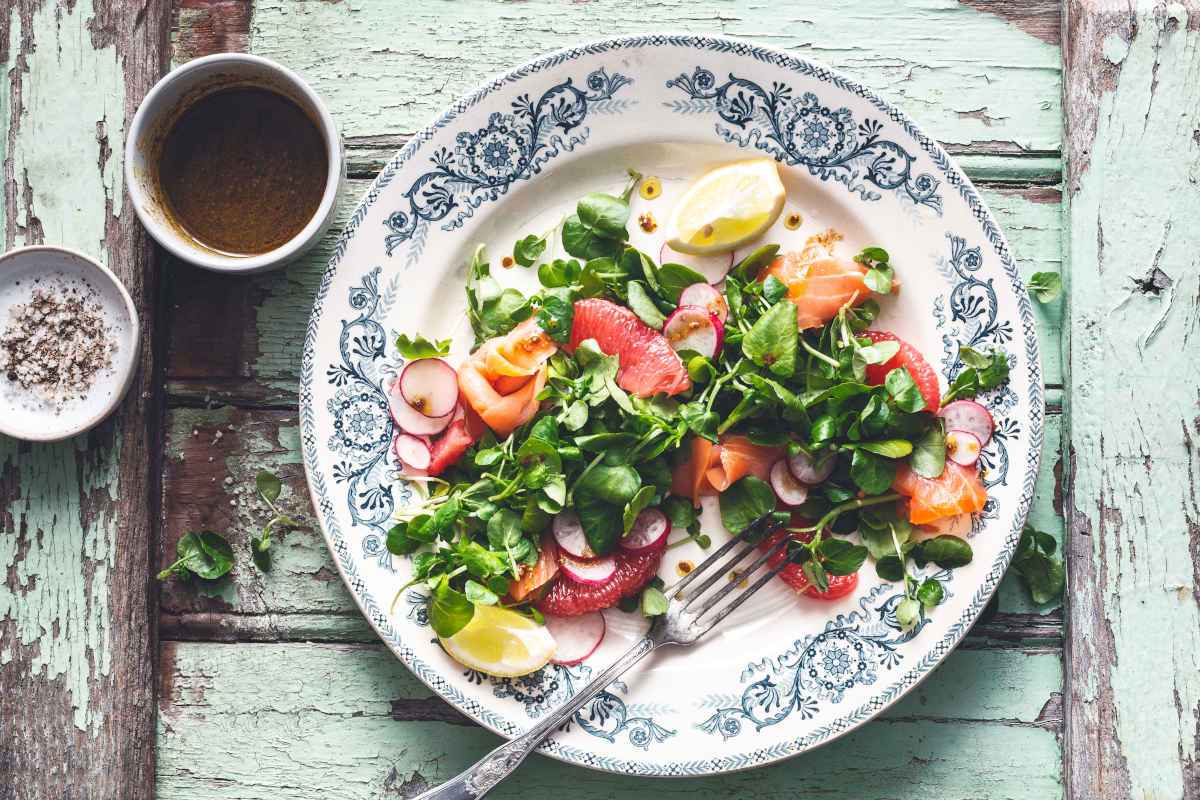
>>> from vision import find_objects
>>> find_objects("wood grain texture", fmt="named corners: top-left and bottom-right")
top-left (0, 0), bottom-right (169, 797)
top-left (1062, 2), bottom-right (1200, 798)
top-left (157, 641), bottom-right (1063, 799)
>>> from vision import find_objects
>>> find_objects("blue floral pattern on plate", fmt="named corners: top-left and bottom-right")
top-left (666, 67), bottom-right (943, 212)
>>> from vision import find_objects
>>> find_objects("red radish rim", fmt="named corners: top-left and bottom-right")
top-left (558, 553), bottom-right (617, 586)
top-left (545, 611), bottom-right (606, 665)
top-left (620, 508), bottom-right (669, 553)
top-left (678, 283), bottom-right (729, 323)
top-left (769, 459), bottom-right (809, 506)
top-left (388, 379), bottom-right (454, 435)
top-left (663, 305), bottom-right (724, 358)
top-left (938, 399), bottom-right (994, 445)
top-left (945, 429), bottom-right (983, 466)
top-left (553, 511), bottom-right (596, 559)
top-left (399, 358), bottom-right (460, 418)
top-left (787, 448), bottom-right (836, 485)
top-left (394, 433), bottom-right (432, 470)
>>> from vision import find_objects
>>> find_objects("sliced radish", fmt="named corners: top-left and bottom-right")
top-left (399, 358), bottom-right (460, 418)
top-left (938, 399), bottom-right (994, 445)
top-left (388, 378), bottom-right (454, 435)
top-left (553, 511), bottom-right (595, 559)
top-left (770, 459), bottom-right (810, 506)
top-left (787, 448), bottom-right (836, 485)
top-left (660, 242), bottom-right (734, 284)
top-left (663, 305), bottom-right (723, 358)
top-left (678, 283), bottom-right (729, 323)
top-left (620, 508), bottom-right (669, 553)
top-left (945, 429), bottom-right (983, 466)
top-left (545, 611), bottom-right (606, 666)
top-left (558, 553), bottom-right (616, 586)
top-left (393, 433), bottom-right (432, 470)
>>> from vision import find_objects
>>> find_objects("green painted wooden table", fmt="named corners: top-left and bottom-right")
top-left (1, 2), bottom-right (1197, 798)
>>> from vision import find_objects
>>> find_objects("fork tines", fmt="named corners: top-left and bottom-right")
top-left (667, 513), bottom-right (791, 626)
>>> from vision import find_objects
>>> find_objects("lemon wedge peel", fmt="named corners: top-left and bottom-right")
top-left (667, 158), bottom-right (786, 256)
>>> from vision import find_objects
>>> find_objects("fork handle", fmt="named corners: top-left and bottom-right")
top-left (413, 634), bottom-right (660, 799)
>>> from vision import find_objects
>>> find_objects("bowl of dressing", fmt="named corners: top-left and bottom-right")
top-left (125, 53), bottom-right (344, 273)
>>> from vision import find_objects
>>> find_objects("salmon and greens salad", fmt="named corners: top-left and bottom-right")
top-left (383, 159), bottom-right (1009, 678)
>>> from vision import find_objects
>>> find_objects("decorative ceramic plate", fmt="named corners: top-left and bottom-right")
top-left (300, 34), bottom-right (1042, 776)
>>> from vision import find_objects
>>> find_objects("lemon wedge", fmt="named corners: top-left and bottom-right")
top-left (439, 604), bottom-right (556, 678)
top-left (667, 158), bottom-right (786, 255)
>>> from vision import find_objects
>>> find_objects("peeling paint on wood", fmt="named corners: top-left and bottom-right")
top-left (0, 0), bottom-right (168, 795)
top-left (1063, 2), bottom-right (1200, 798)
top-left (156, 641), bottom-right (1062, 799)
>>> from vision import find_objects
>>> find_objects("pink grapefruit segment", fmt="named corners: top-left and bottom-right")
top-left (567, 298), bottom-right (691, 397)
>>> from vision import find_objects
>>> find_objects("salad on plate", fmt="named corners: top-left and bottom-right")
top-left (382, 158), bottom-right (1009, 678)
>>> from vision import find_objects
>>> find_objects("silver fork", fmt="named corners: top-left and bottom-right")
top-left (415, 515), bottom-right (789, 799)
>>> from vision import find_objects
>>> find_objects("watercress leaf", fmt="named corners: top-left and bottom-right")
top-left (803, 558), bottom-right (829, 592)
top-left (255, 469), bottom-right (282, 504)
top-left (454, 539), bottom-right (507, 579)
top-left (486, 509), bottom-right (523, 550)
top-left (910, 422), bottom-right (946, 479)
top-left (819, 539), bottom-right (868, 576)
top-left (1034, 530), bottom-right (1058, 555)
top-left (627, 280), bottom-right (667, 329)
top-left (743, 300), bottom-right (798, 377)
top-left (859, 246), bottom-right (889, 263)
top-left (577, 192), bottom-right (630, 240)
top-left (621, 485), bottom-right (655, 534)
top-left (687, 355), bottom-right (717, 384)
top-left (424, 496), bottom-right (462, 541)
top-left (860, 524), bottom-right (906, 560)
top-left (488, 575), bottom-right (511, 596)
top-left (875, 554), bottom-right (905, 582)
top-left (959, 345), bottom-right (991, 369)
top-left (1027, 271), bottom-right (1062, 303)
top-left (915, 535), bottom-right (973, 568)
top-left (663, 495), bottom-right (699, 529)
top-left (251, 545), bottom-right (272, 572)
top-left (916, 577), bottom-right (945, 609)
top-left (563, 215), bottom-right (622, 261)
top-left (762, 274), bottom-right (788, 304)
top-left (464, 579), bottom-right (500, 606)
top-left (641, 586), bottom-right (669, 617)
top-left (538, 258), bottom-right (582, 288)
top-left (406, 513), bottom-right (435, 543)
top-left (395, 333), bottom-right (452, 360)
top-left (855, 339), bottom-right (900, 366)
top-left (536, 293), bottom-right (574, 344)
top-left (718, 475), bottom-right (776, 534)
top-left (429, 576), bottom-right (475, 638)
top-left (386, 522), bottom-right (420, 555)
top-left (863, 263), bottom-right (894, 295)
top-left (513, 233), bottom-right (548, 267)
top-left (183, 531), bottom-right (235, 580)
top-left (978, 351), bottom-right (1010, 391)
top-left (730, 244), bottom-right (780, 282)
top-left (855, 439), bottom-right (913, 458)
top-left (656, 262), bottom-right (707, 302)
top-left (559, 398), bottom-right (589, 431)
top-left (850, 449), bottom-right (896, 495)
top-left (575, 491), bottom-right (621, 556)
top-left (680, 404), bottom-right (719, 442)
top-left (895, 596), bottom-right (921, 631)
top-left (884, 367), bottom-right (926, 412)
top-left (577, 464), bottom-right (641, 506)
top-left (810, 415), bottom-right (839, 446)
top-left (1016, 550), bottom-right (1066, 604)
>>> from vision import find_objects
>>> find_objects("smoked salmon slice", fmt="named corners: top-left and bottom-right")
top-left (671, 434), bottom-right (781, 506)
top-left (457, 320), bottom-right (556, 439)
top-left (761, 251), bottom-right (871, 330)
top-left (893, 461), bottom-right (987, 524)
top-left (508, 532), bottom-right (559, 602)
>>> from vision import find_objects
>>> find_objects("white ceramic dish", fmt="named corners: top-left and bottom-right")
top-left (124, 53), bottom-right (344, 274)
top-left (0, 246), bottom-right (139, 442)
top-left (300, 35), bottom-right (1043, 776)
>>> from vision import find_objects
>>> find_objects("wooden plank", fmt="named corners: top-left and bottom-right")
top-left (158, 397), bottom-right (1065, 640)
top-left (0, 0), bottom-right (169, 796)
top-left (241, 0), bottom-right (1061, 153)
top-left (1062, 3), bottom-right (1200, 798)
top-left (157, 640), bottom-right (1063, 799)
top-left (165, 181), bottom-right (1065, 406)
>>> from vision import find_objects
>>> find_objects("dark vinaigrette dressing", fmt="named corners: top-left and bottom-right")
top-left (157, 87), bottom-right (328, 256)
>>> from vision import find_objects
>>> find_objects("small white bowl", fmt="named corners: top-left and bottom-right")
top-left (124, 53), bottom-right (344, 274)
top-left (0, 246), bottom-right (140, 442)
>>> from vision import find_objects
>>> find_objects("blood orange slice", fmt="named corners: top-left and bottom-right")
top-left (567, 298), bottom-right (690, 397)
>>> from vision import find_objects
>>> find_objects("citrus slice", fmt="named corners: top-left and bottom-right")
top-left (438, 603), bottom-right (556, 677)
top-left (667, 158), bottom-right (786, 255)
